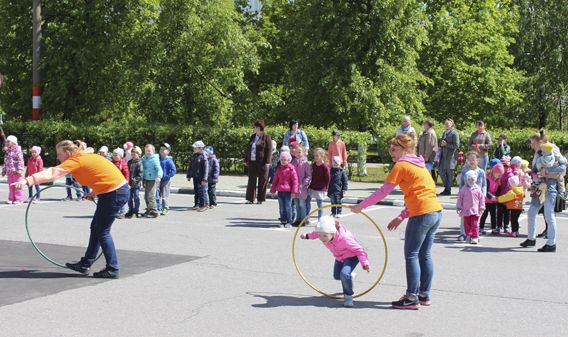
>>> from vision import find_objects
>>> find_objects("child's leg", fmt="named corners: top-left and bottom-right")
top-left (73, 180), bottom-right (82, 198)
top-left (510, 209), bottom-right (521, 232)
top-left (479, 207), bottom-right (489, 231)
top-left (65, 177), bottom-right (73, 198)
top-left (8, 174), bottom-right (15, 201)
top-left (192, 179), bottom-right (199, 206)
top-left (209, 183), bottom-right (217, 206)
top-left (28, 185), bottom-right (34, 199)
top-left (155, 182), bottom-right (162, 210)
top-left (329, 195), bottom-right (337, 215)
top-left (463, 216), bottom-right (472, 238)
top-left (470, 215), bottom-right (479, 238)
top-left (34, 184), bottom-right (41, 199)
top-left (143, 181), bottom-right (150, 211)
top-left (277, 193), bottom-right (286, 225)
top-left (316, 195), bottom-right (324, 219)
top-left (293, 198), bottom-right (301, 222)
top-left (488, 203), bottom-right (497, 230)
top-left (133, 187), bottom-right (140, 213)
top-left (337, 195), bottom-right (343, 215)
top-left (162, 180), bottom-right (172, 210)
top-left (503, 209), bottom-right (510, 230)
top-left (128, 188), bottom-right (135, 213)
top-left (283, 192), bottom-right (293, 224)
top-left (337, 257), bottom-right (359, 296)
top-left (496, 204), bottom-right (505, 230)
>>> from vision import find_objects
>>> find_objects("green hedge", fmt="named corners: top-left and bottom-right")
top-left (3, 120), bottom-right (567, 172)
top-left (1, 120), bottom-right (372, 172)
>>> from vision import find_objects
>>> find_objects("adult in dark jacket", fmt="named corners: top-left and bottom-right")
top-left (187, 141), bottom-right (209, 210)
top-left (438, 119), bottom-right (460, 195)
top-left (245, 119), bottom-right (273, 204)
top-left (204, 146), bottom-right (220, 208)
top-left (126, 146), bottom-right (144, 218)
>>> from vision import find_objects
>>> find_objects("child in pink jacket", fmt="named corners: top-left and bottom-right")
top-left (457, 170), bottom-right (486, 244)
top-left (270, 152), bottom-right (299, 228)
top-left (301, 216), bottom-right (370, 307)
top-left (2, 135), bottom-right (24, 204)
top-left (25, 145), bottom-right (44, 203)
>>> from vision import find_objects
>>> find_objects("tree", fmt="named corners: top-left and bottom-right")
top-left (419, 0), bottom-right (525, 127)
top-left (145, 0), bottom-right (261, 127)
top-left (511, 0), bottom-right (568, 129)
top-left (248, 0), bottom-right (428, 133)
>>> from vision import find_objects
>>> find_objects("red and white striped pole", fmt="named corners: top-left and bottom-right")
top-left (32, 0), bottom-right (42, 120)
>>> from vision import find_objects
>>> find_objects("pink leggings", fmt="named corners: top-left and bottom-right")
top-left (464, 215), bottom-right (480, 238)
top-left (7, 174), bottom-right (24, 202)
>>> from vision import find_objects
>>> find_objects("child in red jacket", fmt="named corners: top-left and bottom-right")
top-left (25, 145), bottom-right (44, 203)
top-left (270, 152), bottom-right (299, 228)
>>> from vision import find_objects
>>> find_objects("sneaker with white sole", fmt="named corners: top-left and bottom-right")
top-left (392, 295), bottom-right (419, 310)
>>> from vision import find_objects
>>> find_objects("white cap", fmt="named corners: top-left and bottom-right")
top-left (7, 135), bottom-right (17, 145)
top-left (192, 140), bottom-right (205, 148)
top-left (99, 146), bottom-right (109, 153)
top-left (315, 216), bottom-right (337, 234)
top-left (113, 148), bottom-right (124, 158)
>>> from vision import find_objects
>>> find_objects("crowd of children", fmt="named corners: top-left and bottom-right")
top-left (455, 134), bottom-right (567, 244)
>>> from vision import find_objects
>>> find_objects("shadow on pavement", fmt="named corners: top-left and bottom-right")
top-left (0, 269), bottom-right (88, 279)
top-left (62, 215), bottom-right (93, 219)
top-left (444, 245), bottom-right (536, 253)
top-left (249, 292), bottom-right (391, 309)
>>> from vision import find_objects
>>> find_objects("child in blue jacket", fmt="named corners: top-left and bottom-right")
top-left (204, 146), bottom-right (220, 209)
top-left (157, 143), bottom-right (177, 215)
top-left (141, 144), bottom-right (163, 218)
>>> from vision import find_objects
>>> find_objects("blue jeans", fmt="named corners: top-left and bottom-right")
top-left (294, 196), bottom-right (311, 224)
top-left (278, 192), bottom-right (293, 225)
top-left (439, 168), bottom-right (454, 190)
top-left (329, 193), bottom-right (343, 215)
top-left (28, 185), bottom-right (40, 199)
top-left (79, 184), bottom-right (129, 272)
top-left (404, 211), bottom-right (442, 297)
top-left (66, 177), bottom-right (82, 198)
top-left (528, 190), bottom-right (557, 245)
top-left (128, 186), bottom-right (141, 214)
top-left (334, 257), bottom-right (359, 296)
top-left (481, 154), bottom-right (489, 172)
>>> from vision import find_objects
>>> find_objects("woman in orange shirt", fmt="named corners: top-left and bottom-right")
top-left (12, 140), bottom-right (129, 278)
top-left (353, 133), bottom-right (442, 310)
top-left (327, 130), bottom-right (348, 167)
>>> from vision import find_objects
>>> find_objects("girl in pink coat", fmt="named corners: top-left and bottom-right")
top-left (2, 135), bottom-right (24, 204)
top-left (301, 216), bottom-right (370, 307)
top-left (270, 152), bottom-right (299, 228)
top-left (25, 145), bottom-right (44, 203)
top-left (457, 170), bottom-right (486, 244)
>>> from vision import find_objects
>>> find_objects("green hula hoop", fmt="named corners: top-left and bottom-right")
top-left (292, 204), bottom-right (389, 299)
top-left (25, 183), bottom-right (102, 269)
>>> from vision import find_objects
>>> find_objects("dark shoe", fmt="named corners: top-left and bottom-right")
top-left (148, 211), bottom-right (159, 218)
top-left (418, 294), bottom-right (431, 306)
top-left (256, 201), bottom-right (263, 205)
top-left (537, 230), bottom-right (547, 238)
top-left (65, 261), bottom-right (90, 275)
top-left (392, 295), bottom-right (419, 310)
top-left (93, 268), bottom-right (119, 279)
top-left (291, 221), bottom-right (301, 227)
top-left (439, 189), bottom-right (450, 196)
top-left (520, 239), bottom-right (536, 247)
top-left (125, 212), bottom-right (134, 219)
top-left (116, 214), bottom-right (125, 219)
top-left (537, 244), bottom-right (556, 252)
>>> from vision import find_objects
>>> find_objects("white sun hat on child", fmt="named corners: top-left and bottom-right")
top-left (7, 135), bottom-right (17, 145)
top-left (315, 216), bottom-right (337, 234)
top-left (192, 140), bottom-right (205, 148)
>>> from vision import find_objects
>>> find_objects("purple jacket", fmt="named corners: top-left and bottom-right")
top-left (500, 166), bottom-right (514, 195)
top-left (270, 163), bottom-right (299, 194)
top-left (2, 145), bottom-right (24, 176)
top-left (457, 184), bottom-right (485, 216)
top-left (292, 158), bottom-right (311, 199)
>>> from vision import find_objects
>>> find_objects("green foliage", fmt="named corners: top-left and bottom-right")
top-left (420, 0), bottom-right (525, 126)
top-left (2, 121), bottom-right (371, 173)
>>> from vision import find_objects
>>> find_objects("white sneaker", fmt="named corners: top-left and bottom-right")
top-left (343, 295), bottom-right (354, 307)
top-left (470, 238), bottom-right (479, 244)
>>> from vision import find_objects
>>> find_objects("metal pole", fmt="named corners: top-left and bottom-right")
top-left (32, 0), bottom-right (42, 120)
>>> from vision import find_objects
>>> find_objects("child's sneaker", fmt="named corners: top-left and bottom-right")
top-left (343, 295), bottom-right (354, 307)
top-left (32, 198), bottom-right (40, 204)
top-left (418, 294), bottom-right (431, 306)
top-left (509, 231), bottom-right (519, 238)
top-left (470, 237), bottom-right (479, 244)
top-left (64, 196), bottom-right (73, 201)
top-left (457, 235), bottom-right (466, 242)
top-left (160, 208), bottom-right (169, 215)
top-left (24, 198), bottom-right (32, 203)
top-left (284, 223), bottom-right (292, 229)
top-left (492, 229), bottom-right (500, 235)
top-left (392, 295), bottom-right (419, 310)
top-left (191, 205), bottom-right (200, 210)
top-left (197, 206), bottom-right (208, 212)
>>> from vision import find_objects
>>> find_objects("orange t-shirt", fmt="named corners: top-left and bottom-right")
top-left (59, 153), bottom-right (126, 195)
top-left (385, 161), bottom-right (442, 217)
